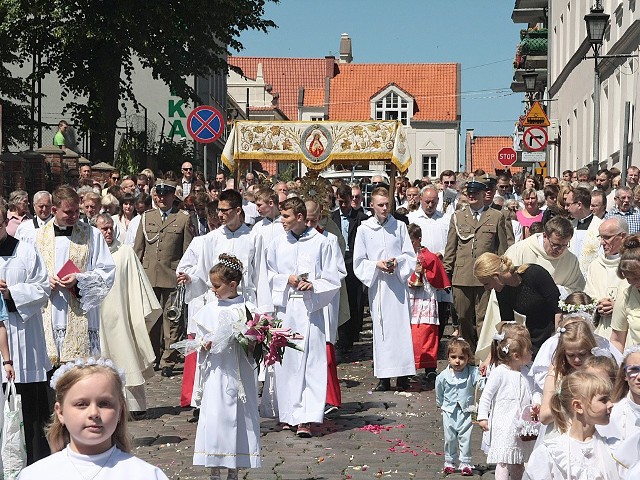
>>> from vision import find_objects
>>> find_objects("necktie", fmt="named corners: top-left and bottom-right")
top-left (162, 212), bottom-right (168, 223)
top-left (473, 211), bottom-right (480, 223)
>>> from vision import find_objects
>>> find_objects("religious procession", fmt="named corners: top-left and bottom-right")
top-left (0, 133), bottom-right (637, 480)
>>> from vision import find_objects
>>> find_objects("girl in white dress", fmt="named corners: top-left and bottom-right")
top-left (599, 346), bottom-right (640, 475)
top-left (538, 318), bottom-right (598, 425)
top-left (478, 324), bottom-right (535, 480)
top-left (17, 357), bottom-right (169, 479)
top-left (523, 371), bottom-right (619, 480)
top-left (192, 254), bottom-right (261, 480)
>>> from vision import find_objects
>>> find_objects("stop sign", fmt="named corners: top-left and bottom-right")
top-left (498, 147), bottom-right (517, 167)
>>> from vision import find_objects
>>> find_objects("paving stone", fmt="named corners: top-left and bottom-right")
top-left (129, 322), bottom-right (490, 479)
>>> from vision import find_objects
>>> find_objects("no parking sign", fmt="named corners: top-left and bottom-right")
top-left (187, 105), bottom-right (225, 144)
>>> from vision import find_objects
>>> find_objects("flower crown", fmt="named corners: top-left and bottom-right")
top-left (50, 357), bottom-right (126, 390)
top-left (558, 300), bottom-right (598, 315)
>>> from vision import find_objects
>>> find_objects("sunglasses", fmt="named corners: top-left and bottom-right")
top-left (625, 365), bottom-right (640, 378)
top-left (182, 168), bottom-right (193, 171)
top-left (112, 177), bottom-right (120, 180)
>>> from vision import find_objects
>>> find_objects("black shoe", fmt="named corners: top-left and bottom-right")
top-left (161, 367), bottom-right (173, 377)
top-left (373, 379), bottom-right (391, 392)
top-left (396, 376), bottom-right (411, 391)
top-left (425, 371), bottom-right (438, 383)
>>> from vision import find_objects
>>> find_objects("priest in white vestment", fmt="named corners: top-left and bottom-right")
top-left (266, 197), bottom-right (342, 436)
top-left (95, 214), bottom-right (161, 414)
top-left (0, 206), bottom-right (52, 463)
top-left (477, 217), bottom-right (585, 361)
top-left (35, 187), bottom-right (115, 366)
top-left (584, 217), bottom-right (630, 344)
top-left (353, 187), bottom-right (417, 392)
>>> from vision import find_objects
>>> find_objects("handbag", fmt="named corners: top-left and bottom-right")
top-left (2, 381), bottom-right (26, 479)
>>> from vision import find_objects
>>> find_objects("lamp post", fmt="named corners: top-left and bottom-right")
top-left (522, 71), bottom-right (538, 96)
top-left (584, 1), bottom-right (610, 170)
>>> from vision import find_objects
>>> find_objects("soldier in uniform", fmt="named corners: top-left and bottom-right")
top-left (134, 179), bottom-right (194, 377)
top-left (443, 178), bottom-right (513, 353)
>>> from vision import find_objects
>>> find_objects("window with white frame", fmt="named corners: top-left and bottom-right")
top-left (422, 155), bottom-right (438, 178)
top-left (374, 91), bottom-right (410, 125)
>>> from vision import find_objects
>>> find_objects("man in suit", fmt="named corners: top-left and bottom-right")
top-left (332, 184), bottom-right (368, 354)
top-left (443, 178), bottom-right (513, 352)
top-left (134, 179), bottom-right (194, 377)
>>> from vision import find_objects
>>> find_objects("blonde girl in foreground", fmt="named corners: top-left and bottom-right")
top-left (17, 357), bottom-right (168, 479)
top-left (523, 371), bottom-right (618, 479)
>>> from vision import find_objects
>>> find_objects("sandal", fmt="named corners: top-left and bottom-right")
top-left (296, 423), bottom-right (312, 438)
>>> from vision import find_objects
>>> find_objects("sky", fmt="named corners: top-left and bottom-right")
top-left (236, 0), bottom-right (525, 142)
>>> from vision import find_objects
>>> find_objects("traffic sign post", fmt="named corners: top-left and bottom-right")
top-left (187, 105), bottom-right (225, 180)
top-left (523, 101), bottom-right (550, 127)
top-left (523, 126), bottom-right (548, 152)
top-left (497, 147), bottom-right (517, 168)
top-left (187, 105), bottom-right (225, 144)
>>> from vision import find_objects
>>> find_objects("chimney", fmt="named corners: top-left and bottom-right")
top-left (325, 55), bottom-right (336, 79)
top-left (339, 33), bottom-right (353, 64)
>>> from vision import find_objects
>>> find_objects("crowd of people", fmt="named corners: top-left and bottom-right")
top-left (1, 160), bottom-right (640, 479)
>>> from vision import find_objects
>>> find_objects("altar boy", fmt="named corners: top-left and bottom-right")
top-left (265, 197), bottom-right (343, 437)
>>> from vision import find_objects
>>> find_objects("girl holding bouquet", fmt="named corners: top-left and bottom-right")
top-left (192, 254), bottom-right (261, 480)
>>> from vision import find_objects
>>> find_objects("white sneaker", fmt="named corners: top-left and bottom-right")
top-left (458, 463), bottom-right (474, 476)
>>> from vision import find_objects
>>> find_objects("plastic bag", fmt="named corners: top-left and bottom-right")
top-left (2, 381), bottom-right (26, 479)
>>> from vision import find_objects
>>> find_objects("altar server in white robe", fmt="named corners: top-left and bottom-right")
top-left (0, 205), bottom-right (52, 464)
top-left (305, 199), bottom-right (348, 412)
top-left (266, 197), bottom-right (342, 437)
top-left (353, 187), bottom-right (417, 392)
top-left (95, 214), bottom-right (161, 415)
top-left (178, 189), bottom-right (263, 312)
top-left (35, 186), bottom-right (115, 366)
top-left (176, 235), bottom-right (215, 408)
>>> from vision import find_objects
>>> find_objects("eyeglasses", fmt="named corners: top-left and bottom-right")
top-left (443, 181), bottom-right (456, 185)
top-left (182, 167), bottom-right (193, 171)
top-left (216, 207), bottom-right (234, 213)
top-left (625, 365), bottom-right (640, 378)
top-left (597, 232), bottom-right (623, 241)
top-left (497, 185), bottom-right (510, 189)
top-left (547, 238), bottom-right (570, 250)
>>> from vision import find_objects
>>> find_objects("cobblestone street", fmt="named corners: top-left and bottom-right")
top-left (129, 322), bottom-right (493, 479)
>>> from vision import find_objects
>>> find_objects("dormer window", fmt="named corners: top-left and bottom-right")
top-left (371, 85), bottom-right (413, 126)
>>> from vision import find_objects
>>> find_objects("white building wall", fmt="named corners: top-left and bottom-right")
top-left (549, 0), bottom-right (640, 171)
top-left (405, 124), bottom-right (459, 181)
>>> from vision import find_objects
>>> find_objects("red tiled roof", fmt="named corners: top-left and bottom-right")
top-left (329, 63), bottom-right (459, 122)
top-left (303, 88), bottom-right (325, 107)
top-left (228, 57), bottom-right (329, 120)
top-left (470, 136), bottom-right (522, 173)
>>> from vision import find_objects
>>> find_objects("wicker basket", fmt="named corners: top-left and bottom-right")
top-left (516, 404), bottom-right (540, 441)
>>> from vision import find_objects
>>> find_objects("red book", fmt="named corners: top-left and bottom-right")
top-left (57, 259), bottom-right (80, 278)
top-left (57, 259), bottom-right (81, 297)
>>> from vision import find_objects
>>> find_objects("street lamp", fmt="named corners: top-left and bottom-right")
top-left (584, 1), bottom-right (610, 170)
top-left (522, 71), bottom-right (538, 93)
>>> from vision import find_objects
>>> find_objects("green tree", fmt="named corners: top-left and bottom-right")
top-left (2, 0), bottom-right (277, 159)
top-left (0, 3), bottom-right (33, 148)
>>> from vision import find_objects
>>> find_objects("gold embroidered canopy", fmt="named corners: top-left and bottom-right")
top-left (221, 120), bottom-right (412, 172)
